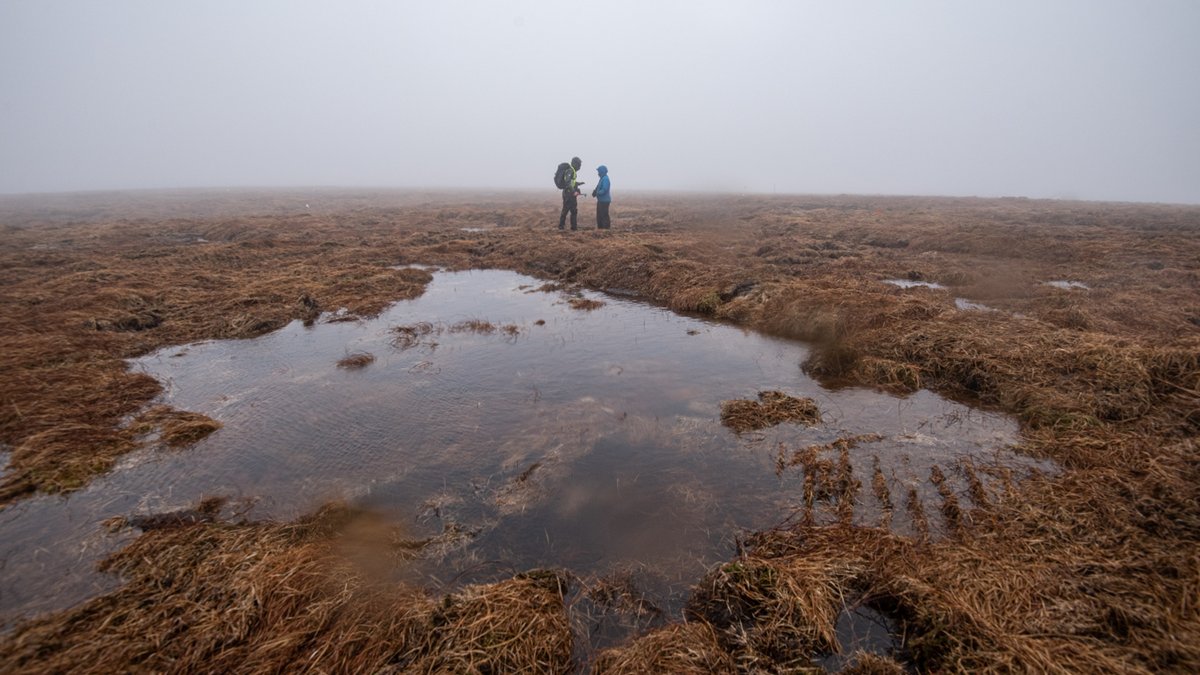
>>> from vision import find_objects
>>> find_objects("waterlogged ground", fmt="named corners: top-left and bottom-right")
top-left (0, 269), bottom-right (1052, 634)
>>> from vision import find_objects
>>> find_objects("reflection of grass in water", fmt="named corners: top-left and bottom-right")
top-left (568, 297), bottom-right (605, 311)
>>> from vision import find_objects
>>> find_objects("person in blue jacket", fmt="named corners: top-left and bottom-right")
top-left (591, 165), bottom-right (612, 229)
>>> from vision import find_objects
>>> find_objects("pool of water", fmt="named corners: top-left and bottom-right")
top-left (1045, 280), bottom-right (1090, 290)
top-left (955, 297), bottom-right (994, 312)
top-left (0, 269), bottom-right (1051, 636)
top-left (883, 279), bottom-right (946, 290)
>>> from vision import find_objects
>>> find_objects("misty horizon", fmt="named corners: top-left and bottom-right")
top-left (3, 1), bottom-right (1198, 205)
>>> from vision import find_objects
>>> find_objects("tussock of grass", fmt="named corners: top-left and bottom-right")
top-left (720, 390), bottom-right (821, 432)
top-left (567, 297), bottom-right (606, 311)
top-left (336, 351), bottom-right (376, 369)
top-left (841, 651), bottom-right (907, 674)
top-left (132, 404), bottom-right (222, 447)
top-left (593, 621), bottom-right (734, 674)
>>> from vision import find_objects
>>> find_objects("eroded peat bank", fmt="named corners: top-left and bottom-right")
top-left (0, 190), bottom-right (1197, 673)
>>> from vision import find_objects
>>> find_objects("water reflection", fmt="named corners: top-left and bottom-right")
top-left (0, 269), bottom-right (1051, 629)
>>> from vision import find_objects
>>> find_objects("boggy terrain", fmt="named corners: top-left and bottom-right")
top-left (0, 189), bottom-right (1197, 672)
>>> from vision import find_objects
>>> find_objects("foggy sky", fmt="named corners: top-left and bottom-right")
top-left (2, 1), bottom-right (1198, 203)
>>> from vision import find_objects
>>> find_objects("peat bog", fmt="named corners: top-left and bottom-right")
top-left (0, 190), bottom-right (1197, 672)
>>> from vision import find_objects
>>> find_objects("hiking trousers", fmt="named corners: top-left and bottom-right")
top-left (559, 190), bottom-right (578, 230)
top-left (596, 201), bottom-right (611, 229)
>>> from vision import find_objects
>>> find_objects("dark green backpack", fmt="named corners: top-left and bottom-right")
top-left (554, 162), bottom-right (571, 189)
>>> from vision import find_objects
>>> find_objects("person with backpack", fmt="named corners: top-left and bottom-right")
top-left (555, 156), bottom-right (584, 231)
top-left (591, 165), bottom-right (612, 229)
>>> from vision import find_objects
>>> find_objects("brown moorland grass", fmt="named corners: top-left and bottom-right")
top-left (0, 190), bottom-right (1198, 671)
top-left (130, 404), bottom-right (223, 447)
top-left (0, 504), bottom-right (573, 674)
top-left (720, 390), bottom-right (822, 432)
top-left (567, 296), bottom-right (606, 311)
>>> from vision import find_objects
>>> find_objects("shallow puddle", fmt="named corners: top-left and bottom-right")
top-left (955, 297), bottom-right (993, 311)
top-left (0, 269), bottom-right (1052, 640)
top-left (883, 279), bottom-right (946, 290)
top-left (815, 603), bottom-right (905, 671)
top-left (888, 279), bottom-right (996, 314)
top-left (1045, 280), bottom-right (1090, 290)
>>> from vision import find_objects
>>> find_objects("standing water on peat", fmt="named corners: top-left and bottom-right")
top-left (0, 269), bottom-right (1051, 631)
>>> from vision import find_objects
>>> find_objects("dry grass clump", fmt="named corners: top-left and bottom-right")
top-left (408, 570), bottom-right (572, 674)
top-left (592, 621), bottom-right (735, 674)
top-left (0, 424), bottom-right (137, 503)
top-left (677, 526), bottom-right (908, 672)
top-left (0, 335), bottom-right (163, 501)
top-left (336, 351), bottom-right (376, 369)
top-left (0, 502), bottom-right (573, 674)
top-left (840, 651), bottom-right (908, 674)
top-left (131, 404), bottom-right (222, 447)
top-left (596, 505), bottom-right (1200, 671)
top-left (688, 558), bottom-right (842, 662)
top-left (720, 390), bottom-right (821, 432)
top-left (567, 297), bottom-right (606, 311)
top-left (852, 356), bottom-right (922, 392)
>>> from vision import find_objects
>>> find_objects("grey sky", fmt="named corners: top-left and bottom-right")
top-left (2, 1), bottom-right (1198, 203)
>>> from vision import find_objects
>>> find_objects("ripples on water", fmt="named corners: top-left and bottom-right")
top-left (0, 269), bottom-right (1053, 632)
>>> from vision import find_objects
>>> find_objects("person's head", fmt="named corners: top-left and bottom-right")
top-left (570, 157), bottom-right (581, 171)
top-left (597, 165), bottom-right (608, 176)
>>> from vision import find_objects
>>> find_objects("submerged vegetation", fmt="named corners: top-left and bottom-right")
top-left (0, 190), bottom-right (1197, 671)
top-left (336, 351), bottom-right (376, 369)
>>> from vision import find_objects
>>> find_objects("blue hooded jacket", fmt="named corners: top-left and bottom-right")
top-left (594, 165), bottom-right (612, 203)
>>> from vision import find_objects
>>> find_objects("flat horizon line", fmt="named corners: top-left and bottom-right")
top-left (2, 185), bottom-right (1197, 208)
